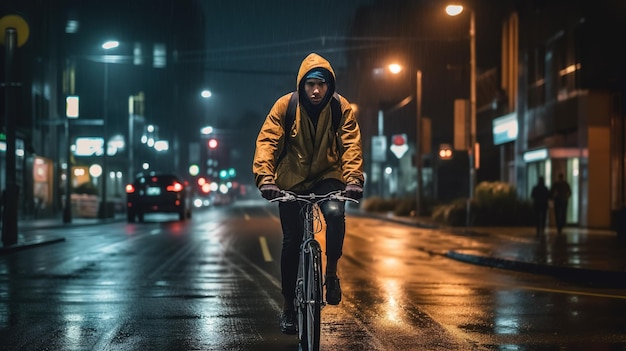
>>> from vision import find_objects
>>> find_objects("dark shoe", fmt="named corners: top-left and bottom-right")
top-left (279, 310), bottom-right (297, 335)
top-left (325, 276), bottom-right (342, 305)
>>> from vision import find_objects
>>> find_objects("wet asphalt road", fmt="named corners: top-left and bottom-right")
top-left (1, 199), bottom-right (626, 350)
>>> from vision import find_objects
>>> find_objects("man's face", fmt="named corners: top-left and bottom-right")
top-left (304, 78), bottom-right (328, 105)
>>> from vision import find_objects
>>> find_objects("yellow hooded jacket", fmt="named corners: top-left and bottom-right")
top-left (252, 53), bottom-right (364, 191)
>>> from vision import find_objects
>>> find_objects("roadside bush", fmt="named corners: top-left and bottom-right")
top-left (361, 196), bottom-right (437, 217)
top-left (473, 181), bottom-right (517, 225)
top-left (430, 181), bottom-right (534, 227)
top-left (431, 198), bottom-right (473, 226)
top-left (393, 197), bottom-right (415, 216)
top-left (361, 182), bottom-right (533, 227)
top-left (473, 181), bottom-right (533, 226)
top-left (73, 181), bottom-right (99, 196)
top-left (361, 196), bottom-right (396, 213)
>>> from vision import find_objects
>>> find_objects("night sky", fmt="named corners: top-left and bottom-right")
top-left (196, 1), bottom-right (375, 125)
top-left (195, 1), bottom-right (375, 180)
top-left (192, 0), bottom-right (505, 181)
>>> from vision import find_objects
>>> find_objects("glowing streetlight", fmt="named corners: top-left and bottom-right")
top-left (445, 5), bottom-right (464, 16)
top-left (446, 3), bottom-right (477, 226)
top-left (388, 63), bottom-right (402, 74)
top-left (99, 40), bottom-right (119, 218)
top-left (201, 89), bottom-right (212, 98)
top-left (102, 40), bottom-right (119, 50)
top-left (386, 63), bottom-right (423, 216)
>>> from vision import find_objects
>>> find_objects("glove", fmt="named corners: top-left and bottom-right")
top-left (260, 184), bottom-right (281, 200)
top-left (344, 184), bottom-right (363, 200)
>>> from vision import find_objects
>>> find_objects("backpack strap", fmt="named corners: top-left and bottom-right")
top-left (330, 92), bottom-right (342, 133)
top-left (277, 92), bottom-right (299, 163)
top-left (284, 91), bottom-right (299, 136)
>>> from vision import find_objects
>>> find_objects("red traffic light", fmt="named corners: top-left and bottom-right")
top-left (125, 184), bottom-right (136, 194)
top-left (207, 138), bottom-right (218, 149)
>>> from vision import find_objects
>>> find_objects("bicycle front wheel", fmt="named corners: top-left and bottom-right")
top-left (297, 240), bottom-right (322, 351)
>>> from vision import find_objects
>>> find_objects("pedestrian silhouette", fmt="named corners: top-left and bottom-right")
top-left (550, 173), bottom-right (571, 235)
top-left (531, 176), bottom-right (550, 236)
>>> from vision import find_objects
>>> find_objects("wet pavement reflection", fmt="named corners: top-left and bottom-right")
top-left (0, 203), bottom-right (625, 350)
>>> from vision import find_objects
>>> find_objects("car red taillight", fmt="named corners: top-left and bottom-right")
top-left (166, 182), bottom-right (183, 192)
top-left (125, 184), bottom-right (136, 193)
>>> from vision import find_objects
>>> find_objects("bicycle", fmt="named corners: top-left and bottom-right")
top-left (271, 190), bottom-right (358, 351)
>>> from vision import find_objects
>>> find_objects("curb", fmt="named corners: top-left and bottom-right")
top-left (0, 237), bottom-right (66, 255)
top-left (356, 210), bottom-right (626, 287)
top-left (447, 250), bottom-right (626, 288)
top-left (0, 216), bottom-right (124, 255)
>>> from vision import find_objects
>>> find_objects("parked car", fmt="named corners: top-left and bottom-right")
top-left (125, 173), bottom-right (192, 223)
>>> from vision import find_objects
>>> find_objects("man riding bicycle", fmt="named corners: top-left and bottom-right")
top-left (252, 52), bottom-right (365, 334)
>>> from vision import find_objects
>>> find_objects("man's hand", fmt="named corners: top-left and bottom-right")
top-left (260, 184), bottom-right (281, 200)
top-left (344, 184), bottom-right (363, 200)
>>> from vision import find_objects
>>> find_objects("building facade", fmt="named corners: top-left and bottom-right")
top-left (344, 0), bottom-right (625, 229)
top-left (0, 0), bottom-right (206, 219)
top-left (493, 1), bottom-right (626, 228)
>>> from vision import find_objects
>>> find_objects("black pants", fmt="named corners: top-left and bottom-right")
top-left (554, 200), bottom-right (568, 233)
top-left (534, 206), bottom-right (547, 235)
top-left (278, 179), bottom-right (345, 303)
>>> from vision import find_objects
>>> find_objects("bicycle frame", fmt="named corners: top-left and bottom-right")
top-left (272, 190), bottom-right (357, 351)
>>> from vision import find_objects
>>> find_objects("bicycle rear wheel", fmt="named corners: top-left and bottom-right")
top-left (297, 240), bottom-right (322, 351)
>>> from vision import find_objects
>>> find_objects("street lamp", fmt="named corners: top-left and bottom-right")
top-left (415, 69), bottom-right (423, 216)
top-left (386, 63), bottom-right (423, 216)
top-left (128, 91), bottom-right (145, 183)
top-left (99, 39), bottom-right (119, 218)
top-left (201, 89), bottom-right (212, 99)
top-left (446, 4), bottom-right (476, 226)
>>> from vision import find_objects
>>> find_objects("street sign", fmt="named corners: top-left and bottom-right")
top-left (390, 134), bottom-right (408, 159)
top-left (372, 136), bottom-right (387, 162)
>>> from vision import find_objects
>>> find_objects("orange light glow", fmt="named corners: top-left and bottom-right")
top-left (167, 182), bottom-right (183, 192)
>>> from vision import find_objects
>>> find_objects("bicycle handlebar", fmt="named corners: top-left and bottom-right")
top-left (269, 190), bottom-right (359, 204)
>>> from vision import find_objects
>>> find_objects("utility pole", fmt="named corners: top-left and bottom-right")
top-left (1, 15), bottom-right (29, 245)
top-left (2, 28), bottom-right (18, 246)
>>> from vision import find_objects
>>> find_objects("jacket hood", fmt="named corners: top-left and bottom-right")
top-left (296, 53), bottom-right (336, 115)
top-left (296, 53), bottom-right (336, 88)
top-left (298, 53), bottom-right (336, 92)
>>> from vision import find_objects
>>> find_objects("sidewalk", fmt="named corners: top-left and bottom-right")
top-left (0, 215), bottom-right (124, 254)
top-left (354, 211), bottom-right (626, 288)
top-left (3, 211), bottom-right (626, 288)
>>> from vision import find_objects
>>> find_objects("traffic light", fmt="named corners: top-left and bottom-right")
top-left (207, 138), bottom-right (218, 149)
top-left (438, 143), bottom-right (453, 160)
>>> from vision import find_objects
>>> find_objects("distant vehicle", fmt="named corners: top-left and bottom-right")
top-left (125, 173), bottom-right (192, 223)
top-left (192, 191), bottom-right (212, 208)
top-left (192, 176), bottom-right (213, 208)
top-left (211, 192), bottom-right (233, 206)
